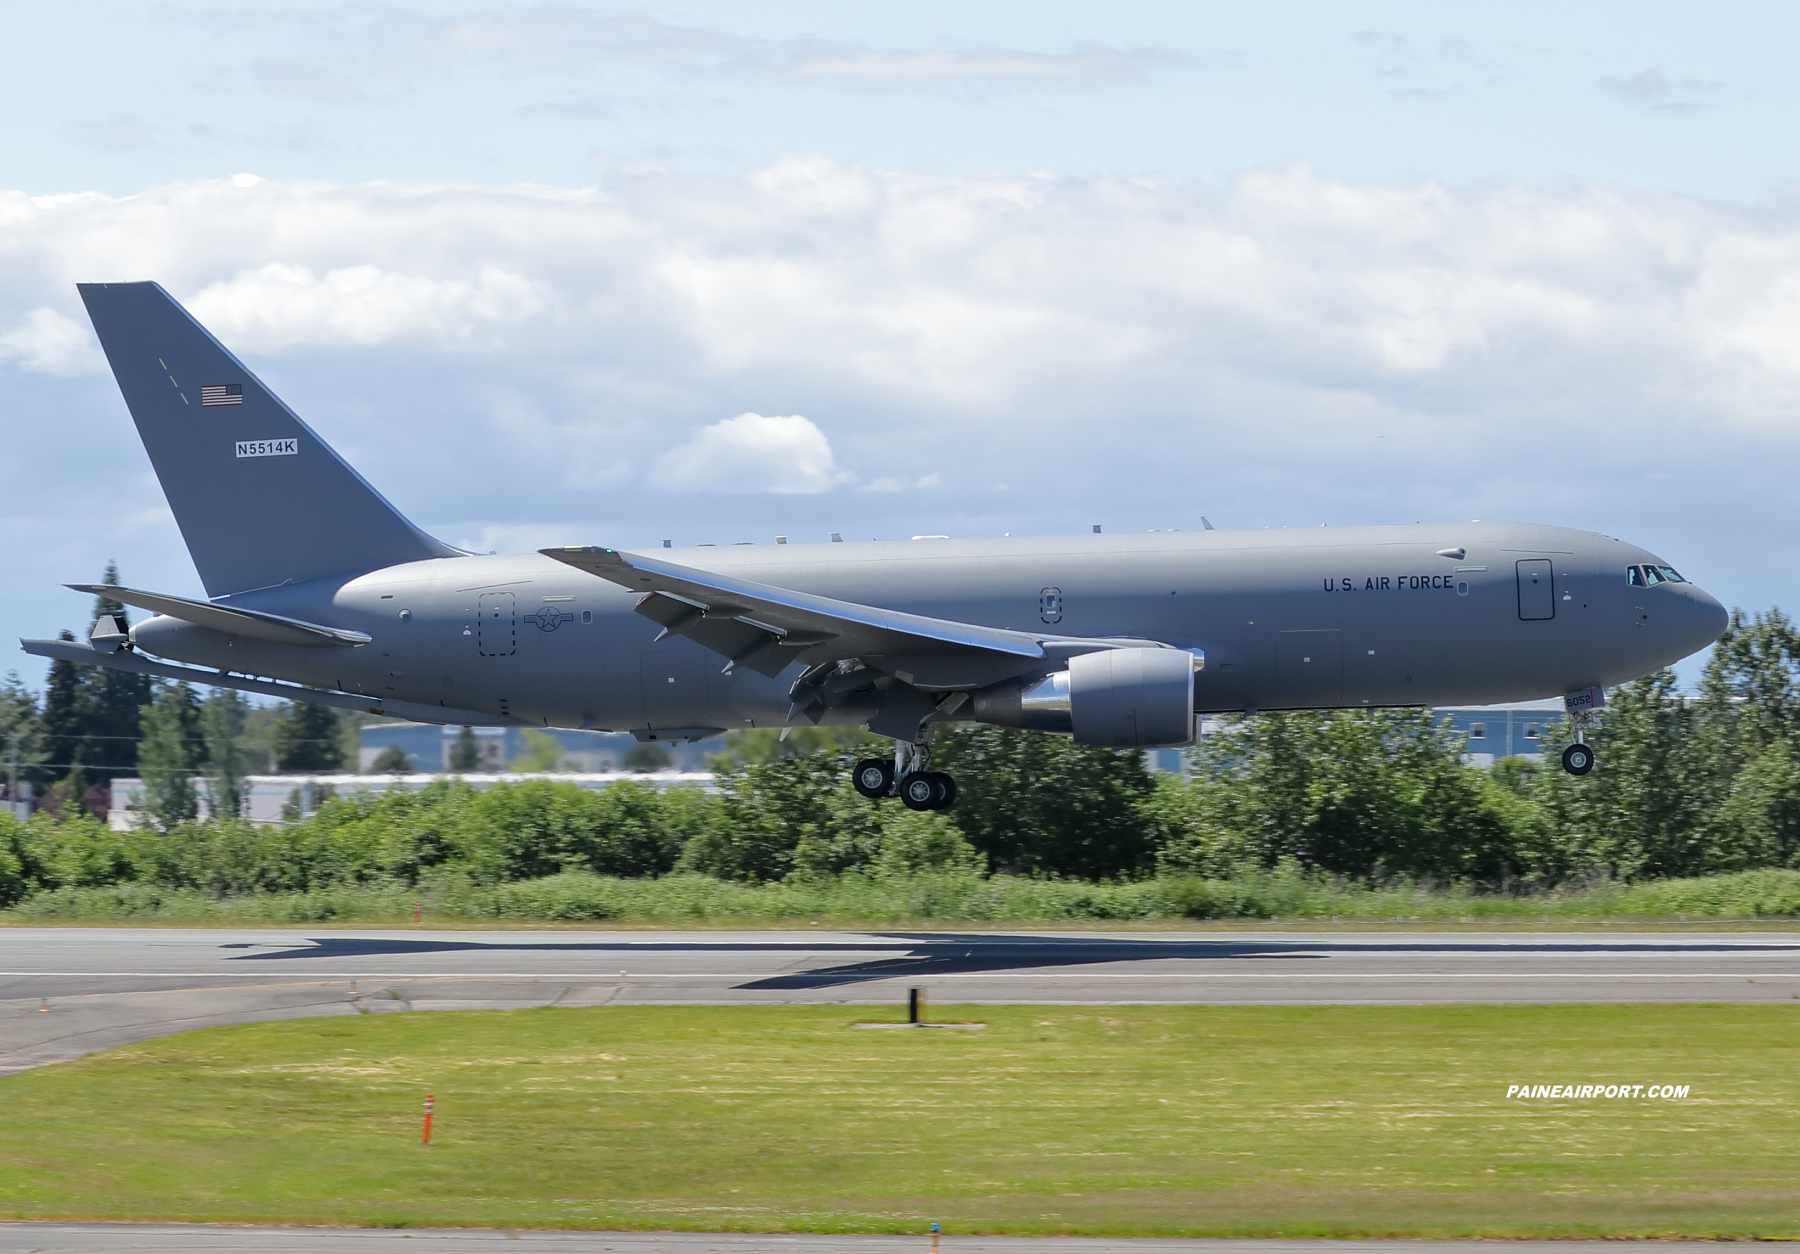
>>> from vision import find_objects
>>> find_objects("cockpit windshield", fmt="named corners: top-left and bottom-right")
top-left (1627, 564), bottom-right (1685, 586)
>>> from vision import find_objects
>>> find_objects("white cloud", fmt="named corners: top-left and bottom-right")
top-left (765, 43), bottom-right (1185, 89)
top-left (214, 7), bottom-right (1185, 95)
top-left (0, 308), bottom-right (103, 375)
top-left (8, 159), bottom-right (1800, 647)
top-left (1601, 68), bottom-right (1721, 113)
top-left (185, 261), bottom-right (541, 350)
top-left (861, 473), bottom-right (942, 493)
top-left (5, 161), bottom-right (1800, 437)
top-left (63, 112), bottom-right (161, 153)
top-left (650, 413), bottom-right (849, 494)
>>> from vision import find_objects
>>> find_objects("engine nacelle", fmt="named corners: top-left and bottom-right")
top-left (969, 646), bottom-right (1198, 749)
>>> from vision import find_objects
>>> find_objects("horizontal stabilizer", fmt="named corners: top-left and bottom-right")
top-left (66, 583), bottom-right (371, 647)
top-left (19, 637), bottom-right (522, 727)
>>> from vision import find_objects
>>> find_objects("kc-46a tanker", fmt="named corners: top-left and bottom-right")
top-left (22, 283), bottom-right (1727, 806)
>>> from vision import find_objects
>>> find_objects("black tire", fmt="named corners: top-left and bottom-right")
top-left (852, 758), bottom-right (895, 799)
top-left (1562, 743), bottom-right (1595, 776)
top-left (900, 772), bottom-right (944, 811)
top-left (930, 772), bottom-right (958, 810)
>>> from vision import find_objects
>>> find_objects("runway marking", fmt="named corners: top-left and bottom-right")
top-left (1, 971), bottom-right (1798, 980)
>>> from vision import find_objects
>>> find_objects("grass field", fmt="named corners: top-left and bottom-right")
top-left (1, 1004), bottom-right (1796, 1237)
top-left (20, 866), bottom-right (1800, 928)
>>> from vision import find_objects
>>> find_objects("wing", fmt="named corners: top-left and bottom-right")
top-left (541, 546), bottom-right (1180, 738)
top-left (541, 546), bottom-right (1044, 683)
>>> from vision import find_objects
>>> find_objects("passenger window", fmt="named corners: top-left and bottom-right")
top-left (1627, 566), bottom-right (1644, 586)
top-left (1658, 566), bottom-right (1684, 583)
top-left (1524, 724), bottom-right (1540, 740)
top-left (1468, 722), bottom-right (1486, 740)
top-left (1642, 566), bottom-right (1664, 585)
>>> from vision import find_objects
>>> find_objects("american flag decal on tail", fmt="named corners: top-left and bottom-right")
top-left (201, 383), bottom-right (243, 406)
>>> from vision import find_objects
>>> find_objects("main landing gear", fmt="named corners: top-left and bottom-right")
top-left (852, 742), bottom-right (957, 811)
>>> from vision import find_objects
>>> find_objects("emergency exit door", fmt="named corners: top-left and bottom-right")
top-left (1516, 560), bottom-right (1555, 621)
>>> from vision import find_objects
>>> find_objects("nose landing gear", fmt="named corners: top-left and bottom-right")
top-left (1561, 704), bottom-right (1597, 775)
top-left (852, 742), bottom-right (957, 810)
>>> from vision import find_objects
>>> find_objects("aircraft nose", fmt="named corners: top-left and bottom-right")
top-left (1676, 583), bottom-right (1730, 652)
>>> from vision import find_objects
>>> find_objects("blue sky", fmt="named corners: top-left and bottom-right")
top-left (9, 2), bottom-right (1796, 198)
top-left (4, 2), bottom-right (1799, 690)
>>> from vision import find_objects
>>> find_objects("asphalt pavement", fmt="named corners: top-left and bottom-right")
top-left (0, 1229), bottom-right (1756, 1254)
top-left (3, 925), bottom-right (1798, 1072)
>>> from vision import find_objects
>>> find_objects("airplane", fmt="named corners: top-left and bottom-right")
top-left (22, 282), bottom-right (1727, 808)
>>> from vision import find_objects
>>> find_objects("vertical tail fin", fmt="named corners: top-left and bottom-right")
top-left (78, 282), bottom-right (462, 598)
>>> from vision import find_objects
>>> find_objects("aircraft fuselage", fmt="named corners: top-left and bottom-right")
top-left (130, 521), bottom-right (1727, 735)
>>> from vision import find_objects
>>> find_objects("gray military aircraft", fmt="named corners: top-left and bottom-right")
top-left (23, 282), bottom-right (1727, 805)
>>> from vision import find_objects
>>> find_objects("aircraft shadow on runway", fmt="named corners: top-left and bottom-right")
top-left (220, 934), bottom-right (1800, 991)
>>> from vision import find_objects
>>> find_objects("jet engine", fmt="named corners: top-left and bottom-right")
top-left (969, 646), bottom-right (1198, 749)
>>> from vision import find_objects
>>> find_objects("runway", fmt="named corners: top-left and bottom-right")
top-left (2, 926), bottom-right (1798, 1073)
top-left (0, 1229), bottom-right (1755, 1254)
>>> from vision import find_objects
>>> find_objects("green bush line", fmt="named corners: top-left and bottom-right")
top-left (14, 865), bottom-right (1800, 925)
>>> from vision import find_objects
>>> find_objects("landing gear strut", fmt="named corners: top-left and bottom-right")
top-left (1561, 709), bottom-right (1596, 776)
top-left (851, 741), bottom-right (957, 810)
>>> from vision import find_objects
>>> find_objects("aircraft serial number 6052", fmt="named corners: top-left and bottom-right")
top-left (23, 283), bottom-right (1727, 804)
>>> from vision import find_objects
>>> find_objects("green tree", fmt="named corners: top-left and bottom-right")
top-left (1535, 671), bottom-right (1715, 879)
top-left (370, 743), bottom-right (414, 772)
top-left (622, 742), bottom-right (672, 771)
top-left (1163, 710), bottom-right (1522, 882)
top-left (136, 681), bottom-right (203, 830)
top-left (201, 689), bottom-right (249, 820)
top-left (81, 563), bottom-right (149, 785)
top-left (1697, 608), bottom-right (1800, 763)
top-left (1713, 743), bottom-right (1800, 869)
top-left (707, 726), bottom-right (883, 767)
top-left (39, 631), bottom-right (93, 786)
top-left (272, 702), bottom-right (346, 772)
top-left (0, 672), bottom-right (42, 809)
top-left (448, 726), bottom-right (481, 772)
top-left (680, 751), bottom-right (880, 882)
top-left (928, 724), bottom-right (1160, 879)
top-left (511, 729), bottom-right (566, 772)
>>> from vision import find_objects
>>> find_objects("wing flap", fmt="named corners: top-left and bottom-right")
top-left (636, 591), bottom-right (797, 679)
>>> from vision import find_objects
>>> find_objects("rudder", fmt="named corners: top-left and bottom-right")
top-left (78, 281), bottom-right (461, 597)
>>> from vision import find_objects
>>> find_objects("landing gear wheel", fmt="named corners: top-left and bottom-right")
top-left (852, 758), bottom-right (895, 799)
top-left (932, 772), bottom-right (958, 810)
top-left (900, 772), bottom-right (947, 811)
top-left (1562, 743), bottom-right (1595, 776)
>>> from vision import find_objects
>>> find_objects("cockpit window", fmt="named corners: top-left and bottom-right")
top-left (1657, 566), bottom-right (1685, 583)
top-left (1627, 566), bottom-right (1644, 586)
top-left (1642, 565), bottom-right (1665, 585)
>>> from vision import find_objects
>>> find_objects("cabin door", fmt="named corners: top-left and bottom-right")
top-left (1516, 560), bottom-right (1555, 621)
